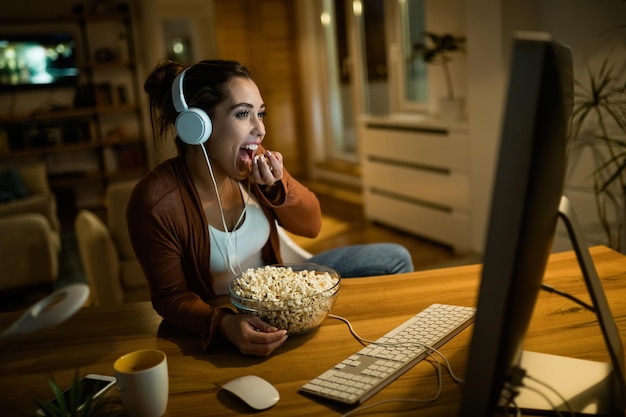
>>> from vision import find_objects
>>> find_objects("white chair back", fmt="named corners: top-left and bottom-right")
top-left (277, 225), bottom-right (313, 263)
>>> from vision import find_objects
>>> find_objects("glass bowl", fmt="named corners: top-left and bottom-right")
top-left (228, 264), bottom-right (341, 334)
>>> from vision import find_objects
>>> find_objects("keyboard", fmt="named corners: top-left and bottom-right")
top-left (299, 303), bottom-right (476, 405)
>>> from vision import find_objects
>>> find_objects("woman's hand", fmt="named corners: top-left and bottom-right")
top-left (250, 150), bottom-right (283, 186)
top-left (219, 313), bottom-right (288, 357)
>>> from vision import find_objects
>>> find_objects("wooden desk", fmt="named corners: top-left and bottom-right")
top-left (1, 246), bottom-right (625, 417)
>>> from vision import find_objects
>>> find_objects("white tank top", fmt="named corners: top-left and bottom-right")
top-left (209, 185), bottom-right (270, 295)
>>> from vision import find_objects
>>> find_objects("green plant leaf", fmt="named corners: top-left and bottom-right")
top-left (412, 31), bottom-right (465, 63)
top-left (411, 31), bottom-right (465, 99)
top-left (571, 48), bottom-right (626, 249)
top-left (33, 371), bottom-right (110, 417)
top-left (48, 376), bottom-right (68, 416)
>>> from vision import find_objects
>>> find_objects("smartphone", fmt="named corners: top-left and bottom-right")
top-left (36, 374), bottom-right (116, 415)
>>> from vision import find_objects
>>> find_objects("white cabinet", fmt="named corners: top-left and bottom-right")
top-left (360, 115), bottom-right (470, 252)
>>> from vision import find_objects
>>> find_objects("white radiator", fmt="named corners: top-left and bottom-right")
top-left (360, 116), bottom-right (470, 252)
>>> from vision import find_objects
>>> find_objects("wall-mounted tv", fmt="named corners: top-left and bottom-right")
top-left (0, 33), bottom-right (79, 92)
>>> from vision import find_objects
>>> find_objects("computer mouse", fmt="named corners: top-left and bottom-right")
top-left (221, 374), bottom-right (280, 410)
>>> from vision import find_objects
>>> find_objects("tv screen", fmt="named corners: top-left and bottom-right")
top-left (0, 33), bottom-right (79, 91)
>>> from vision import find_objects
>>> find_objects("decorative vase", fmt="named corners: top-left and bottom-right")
top-left (439, 97), bottom-right (465, 123)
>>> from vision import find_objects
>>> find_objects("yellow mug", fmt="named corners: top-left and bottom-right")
top-left (114, 349), bottom-right (168, 417)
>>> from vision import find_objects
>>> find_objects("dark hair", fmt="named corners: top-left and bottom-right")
top-left (143, 59), bottom-right (252, 155)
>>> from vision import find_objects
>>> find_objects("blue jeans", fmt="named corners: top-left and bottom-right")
top-left (308, 243), bottom-right (414, 278)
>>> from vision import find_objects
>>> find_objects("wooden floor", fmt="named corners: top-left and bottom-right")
top-left (297, 181), bottom-right (481, 271)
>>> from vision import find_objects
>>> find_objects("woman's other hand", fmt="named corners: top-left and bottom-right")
top-left (219, 313), bottom-right (288, 356)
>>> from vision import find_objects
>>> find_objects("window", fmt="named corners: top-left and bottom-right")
top-left (400, 0), bottom-right (427, 105)
top-left (314, 0), bottom-right (427, 164)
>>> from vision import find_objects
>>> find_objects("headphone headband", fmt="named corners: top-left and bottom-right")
top-left (172, 69), bottom-right (188, 113)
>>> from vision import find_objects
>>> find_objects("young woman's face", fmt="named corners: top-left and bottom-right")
top-left (206, 76), bottom-right (266, 180)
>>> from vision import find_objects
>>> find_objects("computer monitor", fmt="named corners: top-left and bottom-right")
top-left (459, 32), bottom-right (626, 416)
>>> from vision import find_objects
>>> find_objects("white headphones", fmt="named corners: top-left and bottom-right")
top-left (171, 68), bottom-right (213, 145)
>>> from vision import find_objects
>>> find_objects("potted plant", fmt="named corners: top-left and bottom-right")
top-left (411, 31), bottom-right (466, 121)
top-left (33, 372), bottom-right (116, 417)
top-left (572, 54), bottom-right (626, 252)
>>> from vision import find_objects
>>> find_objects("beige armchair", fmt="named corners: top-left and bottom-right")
top-left (75, 180), bottom-right (149, 305)
top-left (0, 163), bottom-right (60, 234)
top-left (0, 163), bottom-right (61, 296)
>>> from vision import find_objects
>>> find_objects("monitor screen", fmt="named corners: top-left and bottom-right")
top-left (0, 33), bottom-right (78, 91)
top-left (458, 32), bottom-right (574, 415)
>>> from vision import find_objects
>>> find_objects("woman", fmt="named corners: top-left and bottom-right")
top-left (128, 59), bottom-right (413, 357)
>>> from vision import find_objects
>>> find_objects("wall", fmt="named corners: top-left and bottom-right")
top-left (465, 0), bottom-right (507, 254)
top-left (538, 0), bottom-right (626, 251)
top-left (425, 0), bottom-right (467, 116)
top-left (465, 0), bottom-right (626, 254)
top-left (139, 0), bottom-right (305, 177)
top-left (498, 0), bottom-right (626, 251)
top-left (139, 0), bottom-right (220, 164)
top-left (211, 0), bottom-right (304, 177)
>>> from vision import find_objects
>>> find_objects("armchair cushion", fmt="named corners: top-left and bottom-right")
top-left (17, 163), bottom-right (50, 194)
top-left (75, 209), bottom-right (124, 305)
top-left (106, 181), bottom-right (144, 290)
top-left (0, 168), bottom-right (29, 202)
top-left (0, 163), bottom-right (61, 300)
top-left (75, 180), bottom-right (150, 305)
top-left (0, 163), bottom-right (60, 234)
top-left (0, 213), bottom-right (59, 293)
top-left (0, 194), bottom-right (61, 245)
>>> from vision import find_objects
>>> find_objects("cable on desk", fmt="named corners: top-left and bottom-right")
top-left (503, 366), bottom-right (575, 417)
top-left (500, 387), bottom-right (523, 417)
top-left (523, 372), bottom-right (575, 417)
top-left (505, 398), bottom-right (522, 417)
top-left (516, 384), bottom-right (566, 417)
top-left (328, 313), bottom-right (462, 417)
top-left (328, 313), bottom-right (464, 384)
top-left (339, 354), bottom-right (443, 417)
top-left (540, 284), bottom-right (595, 312)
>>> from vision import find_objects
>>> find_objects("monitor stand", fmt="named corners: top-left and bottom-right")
top-left (504, 196), bottom-right (626, 416)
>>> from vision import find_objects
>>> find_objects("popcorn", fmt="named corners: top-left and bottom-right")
top-left (229, 265), bottom-right (340, 333)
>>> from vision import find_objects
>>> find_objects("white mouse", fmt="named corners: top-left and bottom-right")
top-left (221, 375), bottom-right (280, 410)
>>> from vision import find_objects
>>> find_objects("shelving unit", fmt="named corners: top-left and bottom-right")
top-left (0, 3), bottom-right (147, 220)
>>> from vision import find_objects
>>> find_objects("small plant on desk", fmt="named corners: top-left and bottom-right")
top-left (33, 372), bottom-right (113, 417)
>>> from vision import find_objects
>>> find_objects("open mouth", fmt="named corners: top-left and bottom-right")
top-left (241, 143), bottom-right (259, 161)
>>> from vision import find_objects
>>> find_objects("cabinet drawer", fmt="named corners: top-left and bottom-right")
top-left (361, 127), bottom-right (469, 171)
top-left (364, 192), bottom-right (470, 250)
top-left (362, 160), bottom-right (469, 211)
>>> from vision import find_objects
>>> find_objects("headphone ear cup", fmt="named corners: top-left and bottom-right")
top-left (175, 107), bottom-right (213, 145)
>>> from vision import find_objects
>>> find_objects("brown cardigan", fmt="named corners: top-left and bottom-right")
top-left (126, 156), bottom-right (321, 351)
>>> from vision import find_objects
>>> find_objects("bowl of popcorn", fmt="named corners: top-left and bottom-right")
top-left (229, 264), bottom-right (341, 334)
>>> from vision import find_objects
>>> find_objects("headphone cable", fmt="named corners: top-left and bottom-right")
top-left (201, 144), bottom-right (244, 276)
